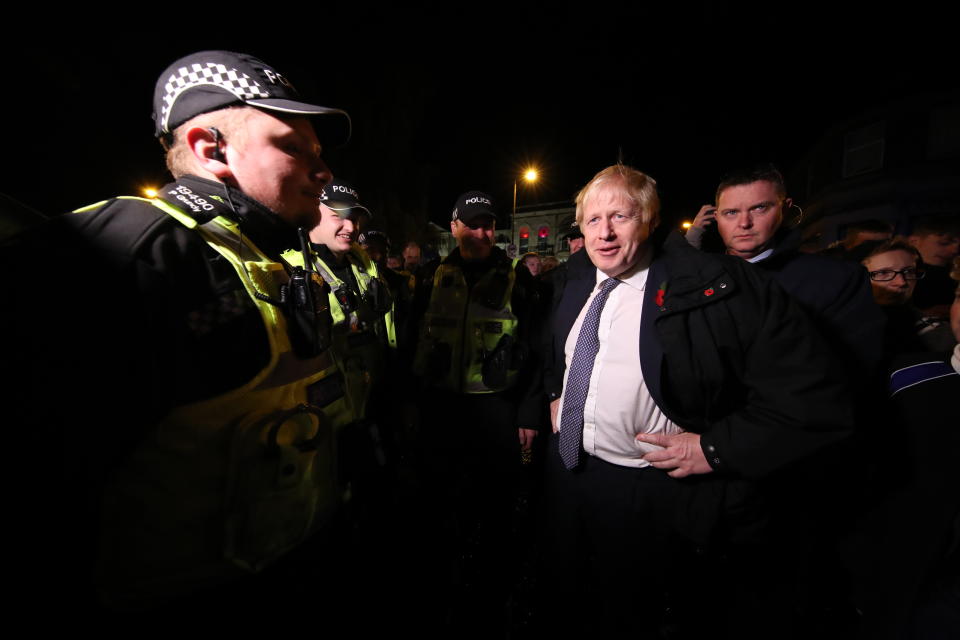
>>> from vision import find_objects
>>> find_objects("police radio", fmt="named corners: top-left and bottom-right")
top-left (280, 229), bottom-right (333, 357)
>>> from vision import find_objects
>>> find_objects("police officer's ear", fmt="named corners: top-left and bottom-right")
top-left (184, 126), bottom-right (234, 182)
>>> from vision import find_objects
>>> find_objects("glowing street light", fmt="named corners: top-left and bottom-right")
top-left (681, 221), bottom-right (692, 229)
top-left (512, 166), bottom-right (540, 221)
top-left (143, 187), bottom-right (159, 199)
top-left (512, 167), bottom-right (540, 251)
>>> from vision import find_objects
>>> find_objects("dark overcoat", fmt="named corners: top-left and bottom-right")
top-left (547, 232), bottom-right (853, 543)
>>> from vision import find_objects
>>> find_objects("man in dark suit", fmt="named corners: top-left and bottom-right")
top-left (538, 164), bottom-right (852, 638)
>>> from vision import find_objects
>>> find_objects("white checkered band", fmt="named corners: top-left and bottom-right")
top-left (160, 62), bottom-right (273, 133)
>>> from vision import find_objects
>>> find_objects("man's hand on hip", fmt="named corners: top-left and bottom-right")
top-left (637, 432), bottom-right (713, 478)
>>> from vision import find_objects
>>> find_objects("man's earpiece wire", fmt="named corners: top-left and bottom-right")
top-left (208, 126), bottom-right (304, 308)
top-left (791, 203), bottom-right (804, 225)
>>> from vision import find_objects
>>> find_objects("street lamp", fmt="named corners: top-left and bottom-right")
top-left (512, 167), bottom-right (539, 244)
top-left (513, 167), bottom-right (539, 217)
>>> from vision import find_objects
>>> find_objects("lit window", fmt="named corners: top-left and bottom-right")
top-left (537, 226), bottom-right (549, 252)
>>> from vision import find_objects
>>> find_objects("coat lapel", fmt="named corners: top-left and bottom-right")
top-left (555, 268), bottom-right (595, 352)
top-left (640, 256), bottom-right (667, 412)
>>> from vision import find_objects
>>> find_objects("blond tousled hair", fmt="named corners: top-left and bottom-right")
top-left (574, 164), bottom-right (660, 229)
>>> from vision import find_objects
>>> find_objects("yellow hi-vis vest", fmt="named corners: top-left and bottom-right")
top-left (80, 197), bottom-right (343, 608)
top-left (283, 243), bottom-right (396, 421)
top-left (414, 259), bottom-right (519, 394)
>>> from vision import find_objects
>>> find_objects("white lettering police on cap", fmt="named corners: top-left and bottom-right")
top-left (465, 197), bottom-right (492, 206)
top-left (262, 69), bottom-right (294, 89)
top-left (332, 185), bottom-right (358, 198)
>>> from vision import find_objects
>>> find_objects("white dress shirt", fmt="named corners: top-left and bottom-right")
top-left (556, 255), bottom-right (682, 467)
top-left (748, 247), bottom-right (774, 263)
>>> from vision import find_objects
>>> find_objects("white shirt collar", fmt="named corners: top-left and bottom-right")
top-left (747, 247), bottom-right (775, 263)
top-left (595, 249), bottom-right (652, 292)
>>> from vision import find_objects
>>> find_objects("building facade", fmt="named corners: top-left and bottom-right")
top-left (790, 90), bottom-right (960, 248)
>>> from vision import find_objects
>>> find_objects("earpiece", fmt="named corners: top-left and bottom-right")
top-left (790, 202), bottom-right (804, 224)
top-left (208, 127), bottom-right (226, 163)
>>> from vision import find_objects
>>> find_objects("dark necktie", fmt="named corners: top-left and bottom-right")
top-left (559, 277), bottom-right (622, 469)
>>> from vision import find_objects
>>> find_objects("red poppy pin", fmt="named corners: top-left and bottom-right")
top-left (655, 281), bottom-right (667, 307)
top-left (704, 287), bottom-right (715, 296)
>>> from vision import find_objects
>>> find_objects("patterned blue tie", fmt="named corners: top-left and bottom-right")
top-left (559, 277), bottom-right (622, 470)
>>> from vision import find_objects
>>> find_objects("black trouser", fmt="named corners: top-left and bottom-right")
top-left (536, 433), bottom-right (681, 638)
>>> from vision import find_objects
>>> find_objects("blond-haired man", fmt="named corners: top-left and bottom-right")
top-left (540, 164), bottom-right (850, 636)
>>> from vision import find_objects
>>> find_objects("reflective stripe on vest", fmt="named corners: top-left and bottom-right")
top-left (415, 262), bottom-right (519, 394)
top-left (283, 243), bottom-right (396, 419)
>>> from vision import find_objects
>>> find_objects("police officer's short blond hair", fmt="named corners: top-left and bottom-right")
top-left (574, 164), bottom-right (660, 229)
top-left (164, 107), bottom-right (254, 178)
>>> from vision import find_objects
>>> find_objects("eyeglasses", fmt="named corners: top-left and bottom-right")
top-left (868, 268), bottom-right (925, 282)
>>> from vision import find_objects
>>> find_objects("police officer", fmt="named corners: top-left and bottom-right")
top-left (8, 50), bottom-right (351, 615)
top-left (565, 223), bottom-right (585, 255)
top-left (360, 229), bottom-right (391, 264)
top-left (296, 181), bottom-right (396, 420)
top-left (283, 181), bottom-right (397, 508)
top-left (362, 229), bottom-right (414, 348)
top-left (409, 191), bottom-right (543, 629)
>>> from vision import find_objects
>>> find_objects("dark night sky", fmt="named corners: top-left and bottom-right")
top-left (7, 4), bottom-right (956, 241)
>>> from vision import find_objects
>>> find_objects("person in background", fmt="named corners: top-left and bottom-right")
top-left (540, 255), bottom-right (559, 273)
top-left (402, 240), bottom-right (422, 271)
top-left (565, 224), bottom-right (585, 254)
top-left (690, 165), bottom-right (885, 628)
top-left (820, 219), bottom-right (894, 259)
top-left (843, 219), bottom-right (894, 250)
top-left (409, 191), bottom-right (544, 633)
top-left (520, 251), bottom-right (542, 277)
top-left (908, 215), bottom-right (960, 318)
top-left (859, 237), bottom-right (955, 354)
top-left (845, 259), bottom-right (960, 639)
top-left (688, 163), bottom-right (883, 380)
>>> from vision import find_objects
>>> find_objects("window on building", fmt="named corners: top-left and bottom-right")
top-left (843, 121), bottom-right (885, 178)
top-left (537, 225), bottom-right (549, 252)
top-left (519, 226), bottom-right (530, 253)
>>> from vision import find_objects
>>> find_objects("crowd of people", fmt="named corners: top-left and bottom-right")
top-left (3, 49), bottom-right (958, 638)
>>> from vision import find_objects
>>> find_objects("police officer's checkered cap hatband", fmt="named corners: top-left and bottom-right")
top-left (153, 50), bottom-right (351, 145)
top-left (158, 62), bottom-right (272, 134)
